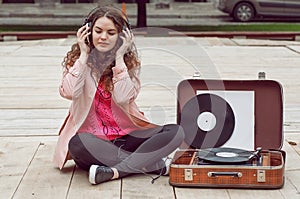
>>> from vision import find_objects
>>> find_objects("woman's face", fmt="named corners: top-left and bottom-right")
top-left (92, 16), bottom-right (119, 53)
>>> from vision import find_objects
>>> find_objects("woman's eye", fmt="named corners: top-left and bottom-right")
top-left (94, 31), bottom-right (115, 36)
top-left (108, 32), bottom-right (116, 36)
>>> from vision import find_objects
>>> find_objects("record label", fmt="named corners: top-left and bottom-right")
top-left (197, 111), bottom-right (216, 132)
top-left (216, 152), bottom-right (238, 158)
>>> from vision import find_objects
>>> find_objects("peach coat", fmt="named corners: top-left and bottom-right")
top-left (53, 60), bottom-right (153, 170)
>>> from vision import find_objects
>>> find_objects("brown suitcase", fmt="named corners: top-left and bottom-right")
top-left (169, 79), bottom-right (285, 189)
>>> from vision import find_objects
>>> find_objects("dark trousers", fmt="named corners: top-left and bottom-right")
top-left (68, 124), bottom-right (184, 177)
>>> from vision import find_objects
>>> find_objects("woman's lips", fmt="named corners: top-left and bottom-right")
top-left (99, 42), bottom-right (109, 47)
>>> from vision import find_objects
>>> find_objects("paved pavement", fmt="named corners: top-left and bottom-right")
top-left (0, 1), bottom-right (227, 26)
top-left (1, 1), bottom-right (300, 28)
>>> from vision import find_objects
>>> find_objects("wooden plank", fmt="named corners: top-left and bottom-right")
top-left (285, 123), bottom-right (300, 133)
top-left (9, 45), bottom-right (69, 57)
top-left (0, 66), bottom-right (61, 78)
top-left (0, 109), bottom-right (67, 121)
top-left (285, 107), bottom-right (300, 119)
top-left (0, 109), bottom-right (68, 136)
top-left (0, 99), bottom-right (69, 109)
top-left (0, 56), bottom-right (62, 67)
top-left (67, 166), bottom-right (121, 199)
top-left (281, 171), bottom-right (300, 198)
top-left (280, 137), bottom-right (300, 198)
top-left (12, 142), bottom-right (74, 199)
top-left (227, 189), bottom-right (284, 199)
top-left (0, 117), bottom-right (64, 130)
top-left (0, 38), bottom-right (71, 47)
top-left (283, 134), bottom-right (300, 171)
top-left (122, 175), bottom-right (174, 199)
top-left (175, 187), bottom-right (229, 199)
top-left (0, 129), bottom-right (59, 137)
top-left (0, 45), bottom-right (21, 53)
top-left (0, 32), bottom-right (75, 42)
top-left (0, 139), bottom-right (40, 199)
top-left (284, 106), bottom-right (300, 133)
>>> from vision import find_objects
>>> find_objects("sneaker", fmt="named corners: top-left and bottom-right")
top-left (89, 165), bottom-right (114, 185)
top-left (145, 159), bottom-right (166, 175)
top-left (162, 157), bottom-right (172, 176)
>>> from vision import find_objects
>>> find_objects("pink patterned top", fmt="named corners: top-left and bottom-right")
top-left (78, 81), bottom-right (135, 140)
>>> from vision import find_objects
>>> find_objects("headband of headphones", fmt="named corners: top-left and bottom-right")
top-left (83, 6), bottom-right (131, 31)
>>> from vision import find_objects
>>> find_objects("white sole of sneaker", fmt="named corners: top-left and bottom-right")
top-left (162, 157), bottom-right (173, 176)
top-left (89, 165), bottom-right (99, 185)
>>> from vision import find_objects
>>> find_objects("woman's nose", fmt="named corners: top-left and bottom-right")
top-left (100, 32), bottom-right (108, 40)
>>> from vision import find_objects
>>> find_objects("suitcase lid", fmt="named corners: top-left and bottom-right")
top-left (177, 79), bottom-right (283, 150)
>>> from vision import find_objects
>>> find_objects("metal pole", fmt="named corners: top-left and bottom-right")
top-left (137, 0), bottom-right (147, 28)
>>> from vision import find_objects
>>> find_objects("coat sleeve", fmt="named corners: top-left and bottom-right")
top-left (111, 63), bottom-right (141, 106)
top-left (59, 60), bottom-right (88, 100)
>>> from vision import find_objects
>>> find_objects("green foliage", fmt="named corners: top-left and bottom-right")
top-left (166, 24), bottom-right (300, 32)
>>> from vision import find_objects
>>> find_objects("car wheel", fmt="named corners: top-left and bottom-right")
top-left (233, 2), bottom-right (255, 22)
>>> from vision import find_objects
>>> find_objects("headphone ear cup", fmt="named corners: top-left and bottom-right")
top-left (88, 32), bottom-right (92, 45)
top-left (82, 22), bottom-right (92, 45)
top-left (83, 18), bottom-right (89, 26)
top-left (125, 20), bottom-right (131, 31)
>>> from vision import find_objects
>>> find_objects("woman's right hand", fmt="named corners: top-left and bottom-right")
top-left (77, 24), bottom-right (91, 63)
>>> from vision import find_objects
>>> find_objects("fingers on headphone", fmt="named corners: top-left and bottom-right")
top-left (77, 25), bottom-right (89, 37)
top-left (77, 27), bottom-right (91, 42)
top-left (122, 27), bottom-right (133, 39)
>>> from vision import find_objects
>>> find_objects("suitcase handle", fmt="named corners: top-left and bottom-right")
top-left (208, 172), bottom-right (242, 178)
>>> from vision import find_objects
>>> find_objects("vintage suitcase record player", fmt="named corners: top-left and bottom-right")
top-left (169, 79), bottom-right (285, 189)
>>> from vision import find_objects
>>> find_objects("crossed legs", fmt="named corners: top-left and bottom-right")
top-left (68, 124), bottom-right (184, 183)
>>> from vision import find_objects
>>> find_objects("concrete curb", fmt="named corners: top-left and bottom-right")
top-left (1, 30), bottom-right (300, 42)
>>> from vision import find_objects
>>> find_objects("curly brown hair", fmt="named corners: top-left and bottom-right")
top-left (62, 6), bottom-right (140, 91)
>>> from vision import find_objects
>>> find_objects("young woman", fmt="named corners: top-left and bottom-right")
top-left (53, 6), bottom-right (185, 185)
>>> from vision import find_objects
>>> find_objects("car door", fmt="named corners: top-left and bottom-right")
top-left (256, 0), bottom-right (286, 15)
top-left (284, 0), bottom-right (300, 15)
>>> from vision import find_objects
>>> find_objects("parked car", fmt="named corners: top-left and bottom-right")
top-left (218, 0), bottom-right (300, 22)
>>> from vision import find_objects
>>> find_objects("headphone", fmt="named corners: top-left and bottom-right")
top-left (83, 6), bottom-right (131, 31)
top-left (82, 6), bottom-right (132, 51)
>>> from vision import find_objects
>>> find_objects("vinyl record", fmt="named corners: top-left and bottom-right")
top-left (180, 93), bottom-right (235, 149)
top-left (197, 147), bottom-right (253, 163)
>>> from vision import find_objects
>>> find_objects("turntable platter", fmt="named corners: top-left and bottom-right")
top-left (197, 147), bottom-right (253, 164)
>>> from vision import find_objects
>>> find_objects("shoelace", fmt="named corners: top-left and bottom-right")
top-left (151, 156), bottom-right (173, 184)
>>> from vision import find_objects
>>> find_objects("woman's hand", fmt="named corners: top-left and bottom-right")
top-left (116, 28), bottom-right (134, 61)
top-left (77, 24), bottom-right (91, 64)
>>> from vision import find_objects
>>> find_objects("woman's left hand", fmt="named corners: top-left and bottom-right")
top-left (116, 28), bottom-right (134, 59)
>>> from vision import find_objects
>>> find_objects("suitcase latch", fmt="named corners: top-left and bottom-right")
top-left (184, 169), bottom-right (193, 181)
top-left (257, 170), bottom-right (266, 182)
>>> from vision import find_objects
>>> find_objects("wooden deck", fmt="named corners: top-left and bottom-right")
top-left (1, 36), bottom-right (300, 199)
